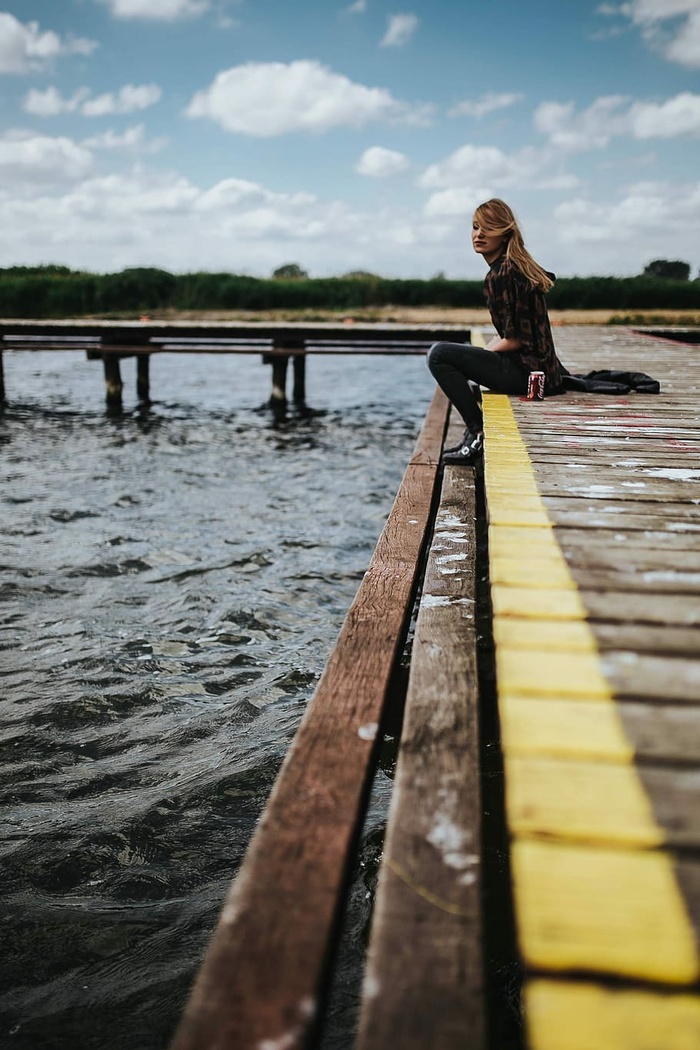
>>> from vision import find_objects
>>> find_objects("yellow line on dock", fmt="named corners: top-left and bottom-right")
top-left (480, 389), bottom-right (700, 1047)
top-left (525, 979), bottom-right (700, 1050)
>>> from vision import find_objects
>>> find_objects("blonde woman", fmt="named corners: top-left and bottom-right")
top-left (428, 198), bottom-right (565, 464)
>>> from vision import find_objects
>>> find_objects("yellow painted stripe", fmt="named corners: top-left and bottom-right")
top-left (514, 840), bottom-right (699, 984)
top-left (493, 618), bottom-right (596, 652)
top-left (507, 755), bottom-right (663, 846)
top-left (490, 584), bottom-right (587, 620)
top-left (481, 391), bottom-right (700, 997)
top-left (497, 648), bottom-right (612, 699)
top-left (490, 555), bottom-right (575, 589)
top-left (488, 524), bottom-right (558, 556)
top-left (486, 507), bottom-right (553, 527)
top-left (525, 979), bottom-right (700, 1050)
top-left (499, 697), bottom-right (634, 761)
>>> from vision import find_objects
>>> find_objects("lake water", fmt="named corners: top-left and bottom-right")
top-left (0, 348), bottom-right (434, 1049)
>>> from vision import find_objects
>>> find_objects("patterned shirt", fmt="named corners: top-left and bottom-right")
top-left (484, 254), bottom-right (564, 393)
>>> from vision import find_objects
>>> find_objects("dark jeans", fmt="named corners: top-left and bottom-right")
top-left (427, 341), bottom-right (529, 431)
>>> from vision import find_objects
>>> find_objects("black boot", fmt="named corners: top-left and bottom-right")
top-left (442, 428), bottom-right (484, 464)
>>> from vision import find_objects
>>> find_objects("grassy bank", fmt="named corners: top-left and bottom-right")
top-left (119, 306), bottom-right (700, 327)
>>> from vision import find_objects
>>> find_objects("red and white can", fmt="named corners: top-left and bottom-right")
top-left (527, 371), bottom-right (545, 400)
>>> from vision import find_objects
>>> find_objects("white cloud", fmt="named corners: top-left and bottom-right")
top-left (423, 187), bottom-right (494, 219)
top-left (0, 12), bottom-right (97, 74)
top-left (535, 92), bottom-right (700, 150)
top-left (82, 124), bottom-right (168, 153)
top-left (186, 60), bottom-right (427, 135)
top-left (380, 14), bottom-right (418, 47)
top-left (553, 180), bottom-right (698, 246)
top-left (420, 144), bottom-right (516, 189)
top-left (418, 142), bottom-right (580, 219)
top-left (83, 84), bottom-right (163, 116)
top-left (450, 92), bottom-right (523, 119)
top-left (0, 150), bottom-right (697, 280)
top-left (24, 86), bottom-right (91, 116)
top-left (631, 91), bottom-right (700, 137)
top-left (611, 0), bottom-right (700, 68)
top-left (356, 146), bottom-right (410, 177)
top-left (0, 130), bottom-right (93, 185)
top-left (534, 96), bottom-right (631, 150)
top-left (24, 83), bottom-right (162, 117)
top-left (97, 0), bottom-right (210, 20)
top-left (347, 0), bottom-right (367, 11)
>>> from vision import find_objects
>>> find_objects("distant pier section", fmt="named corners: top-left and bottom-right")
top-left (0, 319), bottom-right (471, 408)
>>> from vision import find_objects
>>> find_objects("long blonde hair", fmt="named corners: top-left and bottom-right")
top-left (473, 198), bottom-right (553, 292)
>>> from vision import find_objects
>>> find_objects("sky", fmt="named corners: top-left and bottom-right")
top-left (1, 0), bottom-right (700, 279)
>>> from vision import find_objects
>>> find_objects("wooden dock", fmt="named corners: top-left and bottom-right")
top-left (0, 319), bottom-right (470, 407)
top-left (485, 325), bottom-right (700, 1048)
top-left (164, 323), bottom-right (700, 1049)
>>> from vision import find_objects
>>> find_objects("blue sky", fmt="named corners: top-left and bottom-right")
top-left (1, 0), bottom-right (700, 279)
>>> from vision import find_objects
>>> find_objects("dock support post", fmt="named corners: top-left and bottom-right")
top-left (136, 354), bottom-right (151, 403)
top-left (270, 355), bottom-right (289, 404)
top-left (0, 349), bottom-right (4, 404)
top-left (292, 355), bottom-right (306, 403)
top-left (103, 354), bottom-right (123, 407)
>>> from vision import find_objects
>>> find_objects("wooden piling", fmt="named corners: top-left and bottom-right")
top-left (270, 355), bottom-right (289, 404)
top-left (292, 355), bottom-right (306, 403)
top-left (136, 353), bottom-right (151, 403)
top-left (103, 354), bottom-right (123, 407)
top-left (0, 349), bottom-right (4, 403)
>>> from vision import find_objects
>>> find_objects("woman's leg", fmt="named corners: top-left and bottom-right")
top-left (427, 341), bottom-right (528, 430)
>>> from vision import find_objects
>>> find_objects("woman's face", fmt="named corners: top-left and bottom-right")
top-left (471, 219), bottom-right (506, 263)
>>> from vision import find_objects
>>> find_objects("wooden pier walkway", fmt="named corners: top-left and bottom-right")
top-left (0, 319), bottom-right (469, 407)
top-left (166, 324), bottom-right (700, 1049)
top-left (9, 319), bottom-right (681, 1046)
top-left (485, 325), bottom-right (700, 1048)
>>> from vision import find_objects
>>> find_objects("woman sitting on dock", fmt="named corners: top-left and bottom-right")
top-left (428, 197), bottom-right (565, 464)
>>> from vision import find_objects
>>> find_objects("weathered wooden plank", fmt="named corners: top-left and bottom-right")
top-left (483, 384), bottom-right (700, 1036)
top-left (600, 651), bottom-right (700, 702)
top-left (512, 839), bottom-right (699, 984)
top-left (587, 621), bottom-right (700, 655)
top-left (525, 979), bottom-right (700, 1050)
top-left (545, 494), bottom-right (700, 518)
top-left (537, 479), bottom-right (700, 503)
top-left (507, 754), bottom-right (700, 848)
top-left (579, 589), bottom-right (700, 625)
top-left (357, 447), bottom-right (484, 1050)
top-left (495, 615), bottom-right (699, 656)
top-left (551, 511), bottom-right (700, 531)
top-left (169, 390), bottom-right (450, 1050)
top-left (556, 529), bottom-right (700, 552)
top-left (619, 701), bottom-right (700, 763)
top-left (569, 566), bottom-right (700, 594)
top-left (506, 754), bottom-right (663, 847)
top-left (561, 547), bottom-right (700, 573)
top-left (500, 696), bottom-right (700, 765)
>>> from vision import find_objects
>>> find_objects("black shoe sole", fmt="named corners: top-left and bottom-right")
top-left (441, 449), bottom-right (482, 465)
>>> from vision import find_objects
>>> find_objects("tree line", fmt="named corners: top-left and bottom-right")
top-left (1, 261), bottom-right (699, 318)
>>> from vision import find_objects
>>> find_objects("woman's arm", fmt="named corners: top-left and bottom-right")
top-left (487, 335), bottom-right (522, 352)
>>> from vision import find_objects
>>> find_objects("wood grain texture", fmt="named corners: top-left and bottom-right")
top-left (525, 979), bottom-right (700, 1050)
top-left (513, 839), bottom-right (699, 984)
top-left (479, 328), bottom-right (700, 1049)
top-left (169, 390), bottom-right (450, 1050)
top-left (356, 431), bottom-right (485, 1050)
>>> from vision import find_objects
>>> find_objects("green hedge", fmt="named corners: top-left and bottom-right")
top-left (1, 265), bottom-right (699, 317)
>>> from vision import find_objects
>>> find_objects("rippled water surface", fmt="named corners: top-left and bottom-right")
top-left (0, 349), bottom-right (433, 1049)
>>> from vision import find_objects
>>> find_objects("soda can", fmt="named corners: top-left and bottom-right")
top-left (527, 371), bottom-right (545, 400)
